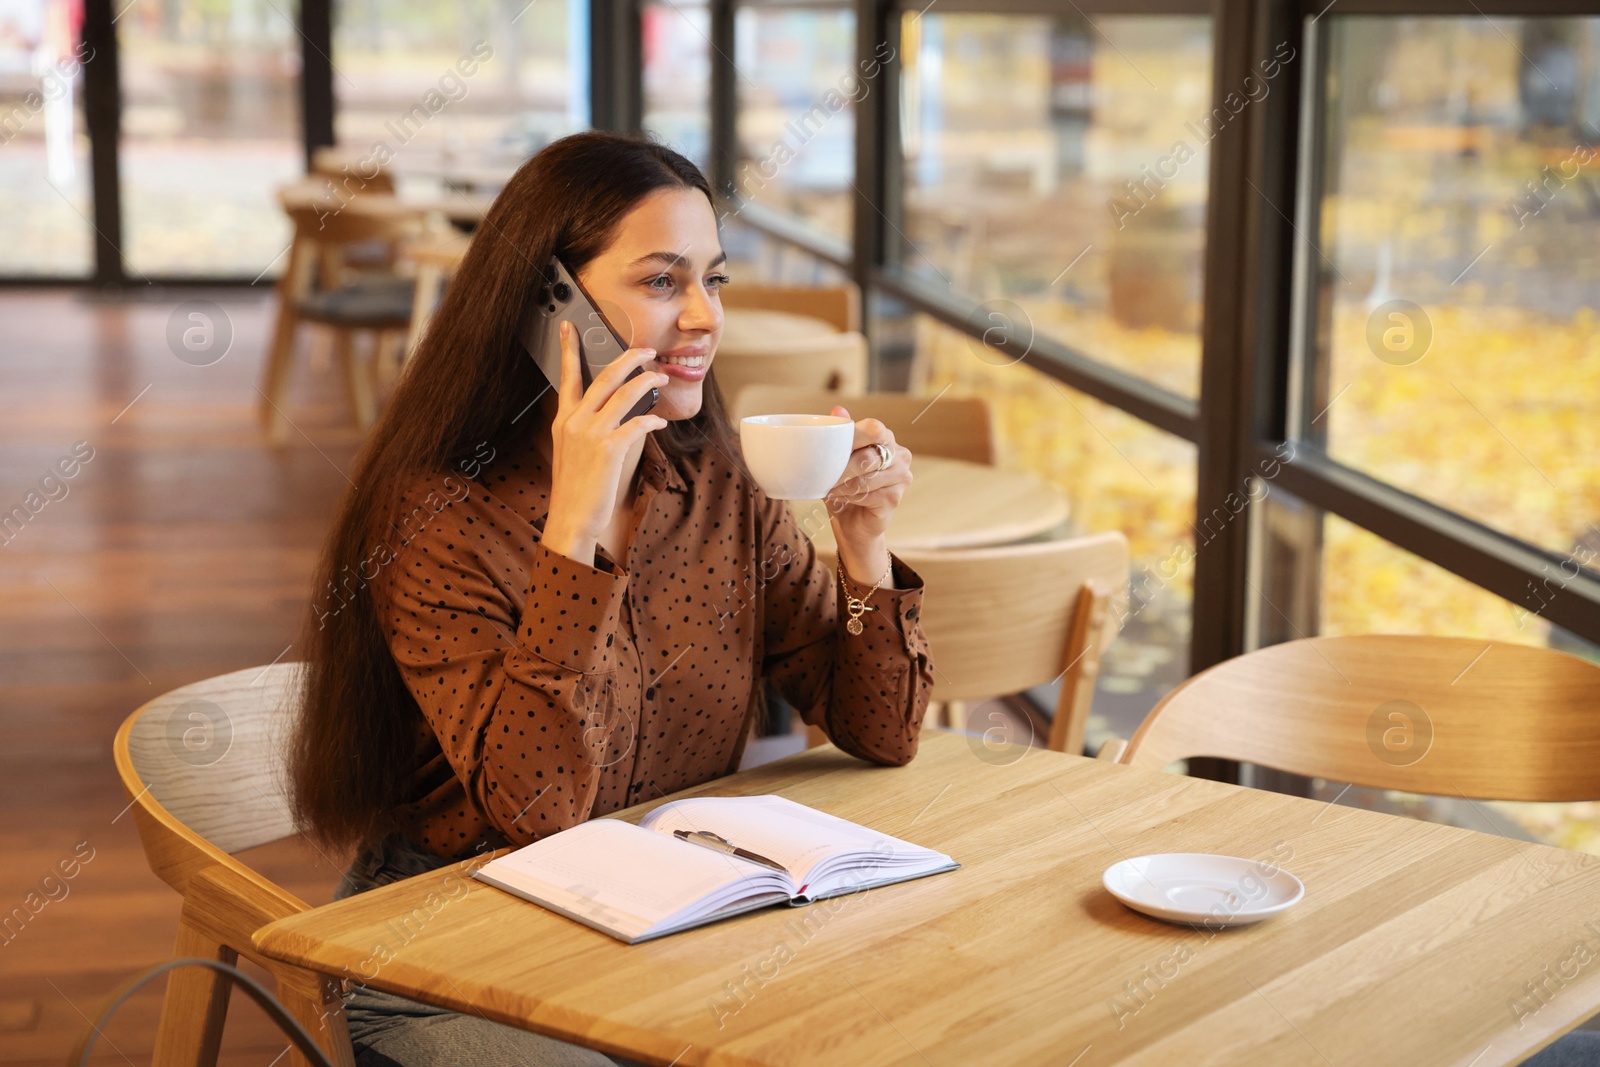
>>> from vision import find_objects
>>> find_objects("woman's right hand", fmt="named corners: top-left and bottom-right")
top-left (541, 320), bottom-right (669, 566)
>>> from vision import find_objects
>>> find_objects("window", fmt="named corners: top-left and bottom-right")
top-left (333, 0), bottom-right (585, 196)
top-left (898, 13), bottom-right (1213, 398)
top-left (642, 0), bottom-right (711, 171)
top-left (731, 5), bottom-right (857, 244)
top-left (0, 0), bottom-right (93, 276)
top-left (1298, 16), bottom-right (1600, 576)
top-left (118, 0), bottom-right (301, 275)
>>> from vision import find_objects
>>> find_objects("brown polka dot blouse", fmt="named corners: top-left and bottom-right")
top-left (374, 429), bottom-right (937, 861)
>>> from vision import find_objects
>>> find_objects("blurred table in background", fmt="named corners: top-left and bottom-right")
top-left (793, 454), bottom-right (1070, 556)
top-left (277, 179), bottom-right (492, 227)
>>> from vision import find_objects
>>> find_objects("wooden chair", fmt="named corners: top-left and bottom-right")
top-left (718, 282), bottom-right (861, 333)
top-left (885, 532), bottom-right (1129, 752)
top-left (1103, 635), bottom-right (1600, 802)
top-left (399, 226), bottom-right (472, 364)
top-left (259, 199), bottom-right (424, 440)
top-left (734, 387), bottom-right (996, 465)
top-left (114, 663), bottom-right (356, 1067)
top-left (712, 331), bottom-right (869, 414)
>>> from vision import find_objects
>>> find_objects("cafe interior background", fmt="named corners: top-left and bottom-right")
top-left (1, 0), bottom-right (1598, 1059)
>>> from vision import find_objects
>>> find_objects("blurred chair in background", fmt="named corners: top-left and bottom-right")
top-left (259, 197), bottom-right (424, 439)
top-left (898, 533), bottom-right (1128, 749)
top-left (796, 533), bottom-right (1129, 751)
top-left (712, 331), bottom-right (869, 413)
top-left (719, 282), bottom-right (860, 333)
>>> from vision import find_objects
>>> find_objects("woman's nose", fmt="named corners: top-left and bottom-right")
top-left (680, 285), bottom-right (722, 333)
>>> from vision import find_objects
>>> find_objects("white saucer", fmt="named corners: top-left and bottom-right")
top-left (1102, 853), bottom-right (1304, 927)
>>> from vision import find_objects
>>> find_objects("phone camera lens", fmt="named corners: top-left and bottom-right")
top-left (552, 282), bottom-right (572, 303)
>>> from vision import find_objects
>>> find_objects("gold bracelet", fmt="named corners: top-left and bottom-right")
top-left (837, 558), bottom-right (891, 635)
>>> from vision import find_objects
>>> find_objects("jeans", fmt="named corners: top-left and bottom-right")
top-left (1523, 1031), bottom-right (1600, 1066)
top-left (332, 832), bottom-right (648, 1067)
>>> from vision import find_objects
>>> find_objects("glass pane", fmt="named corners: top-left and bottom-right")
top-left (642, 0), bottom-right (709, 171)
top-left (334, 0), bottom-right (585, 196)
top-left (731, 6), bottom-right (855, 243)
top-left (1306, 16), bottom-right (1600, 576)
top-left (118, 0), bottom-right (301, 275)
top-left (915, 313), bottom-right (1198, 750)
top-left (0, 0), bottom-right (93, 276)
top-left (721, 214), bottom-right (850, 286)
top-left (899, 14), bottom-right (1214, 398)
top-left (1255, 493), bottom-right (1600, 854)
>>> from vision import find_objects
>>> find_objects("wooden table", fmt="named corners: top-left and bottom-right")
top-left (720, 308), bottom-right (840, 354)
top-left (277, 179), bottom-right (492, 226)
top-left (255, 731), bottom-right (1600, 1066)
top-left (790, 454), bottom-right (1070, 554)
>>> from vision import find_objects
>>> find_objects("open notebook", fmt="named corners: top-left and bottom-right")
top-left (471, 795), bottom-right (960, 943)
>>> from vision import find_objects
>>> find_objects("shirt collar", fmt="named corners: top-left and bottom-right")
top-left (639, 430), bottom-right (689, 494)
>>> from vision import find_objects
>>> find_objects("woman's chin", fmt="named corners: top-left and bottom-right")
top-left (654, 382), bottom-right (704, 422)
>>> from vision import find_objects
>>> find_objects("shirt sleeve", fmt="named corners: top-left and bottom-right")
top-left (754, 492), bottom-right (937, 765)
top-left (375, 483), bottom-right (630, 847)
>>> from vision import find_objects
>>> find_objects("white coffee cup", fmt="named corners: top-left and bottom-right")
top-left (739, 414), bottom-right (855, 500)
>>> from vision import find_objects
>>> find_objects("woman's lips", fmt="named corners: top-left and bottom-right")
top-left (651, 353), bottom-right (710, 382)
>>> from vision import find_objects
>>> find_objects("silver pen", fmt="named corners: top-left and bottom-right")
top-left (672, 829), bottom-right (789, 875)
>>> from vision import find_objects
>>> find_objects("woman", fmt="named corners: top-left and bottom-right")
top-left (287, 130), bottom-right (937, 1066)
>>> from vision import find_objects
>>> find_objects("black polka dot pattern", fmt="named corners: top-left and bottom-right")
top-left (373, 431), bottom-right (936, 861)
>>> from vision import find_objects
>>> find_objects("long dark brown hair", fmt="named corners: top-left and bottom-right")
top-left (288, 131), bottom-right (745, 851)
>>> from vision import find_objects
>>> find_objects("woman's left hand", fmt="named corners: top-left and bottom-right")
top-left (824, 406), bottom-right (913, 546)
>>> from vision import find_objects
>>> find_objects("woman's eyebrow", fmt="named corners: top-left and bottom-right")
top-left (628, 249), bottom-right (729, 270)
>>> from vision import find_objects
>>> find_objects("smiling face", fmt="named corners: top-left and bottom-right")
top-left (575, 186), bottom-right (727, 422)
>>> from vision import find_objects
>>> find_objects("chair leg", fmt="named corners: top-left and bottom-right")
top-left (374, 329), bottom-right (404, 389)
top-left (1047, 581), bottom-right (1112, 755)
top-left (259, 240), bottom-right (314, 444)
top-left (334, 330), bottom-right (375, 429)
top-left (273, 967), bottom-right (357, 1067)
top-left (944, 700), bottom-right (966, 731)
top-left (406, 263), bottom-right (443, 362)
top-left (151, 916), bottom-right (236, 1067)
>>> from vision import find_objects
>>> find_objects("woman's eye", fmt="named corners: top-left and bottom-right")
top-left (646, 274), bottom-right (673, 291)
top-left (707, 273), bottom-right (731, 289)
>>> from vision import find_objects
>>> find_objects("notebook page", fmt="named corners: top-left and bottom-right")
top-left (639, 795), bottom-right (929, 885)
top-left (473, 819), bottom-right (771, 939)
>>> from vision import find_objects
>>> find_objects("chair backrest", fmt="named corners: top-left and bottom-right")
top-left (280, 200), bottom-right (425, 292)
top-left (719, 282), bottom-right (861, 333)
top-left (713, 331), bottom-right (869, 412)
top-left (734, 387), bottom-right (997, 465)
top-left (897, 532), bottom-right (1129, 705)
top-left (1117, 635), bottom-right (1600, 802)
top-left (114, 663), bottom-right (306, 895)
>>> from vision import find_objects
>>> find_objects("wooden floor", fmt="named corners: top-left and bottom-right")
top-left (0, 289), bottom-right (362, 1066)
top-left (0, 289), bottom-right (1036, 1066)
